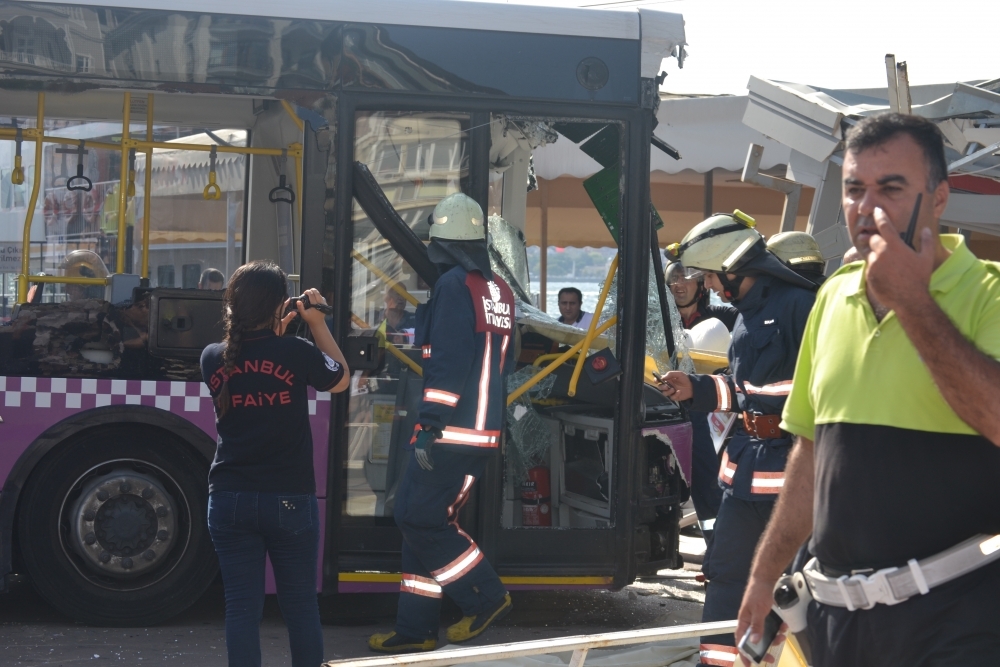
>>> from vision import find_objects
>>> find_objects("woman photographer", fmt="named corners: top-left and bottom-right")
top-left (201, 261), bottom-right (349, 667)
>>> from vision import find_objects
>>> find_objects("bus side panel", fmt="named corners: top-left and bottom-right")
top-left (0, 376), bottom-right (220, 487)
top-left (0, 376), bottom-right (332, 592)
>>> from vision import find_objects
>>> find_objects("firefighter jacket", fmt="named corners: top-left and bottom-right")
top-left (686, 275), bottom-right (815, 501)
top-left (414, 266), bottom-right (515, 453)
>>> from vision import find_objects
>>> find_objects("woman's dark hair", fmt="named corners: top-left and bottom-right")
top-left (845, 113), bottom-right (948, 191)
top-left (216, 261), bottom-right (288, 416)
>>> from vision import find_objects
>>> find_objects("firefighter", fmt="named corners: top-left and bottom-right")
top-left (766, 231), bottom-right (827, 286)
top-left (60, 249), bottom-right (109, 301)
top-left (658, 211), bottom-right (817, 667)
top-left (665, 261), bottom-right (738, 331)
top-left (369, 193), bottom-right (515, 653)
top-left (665, 259), bottom-right (737, 564)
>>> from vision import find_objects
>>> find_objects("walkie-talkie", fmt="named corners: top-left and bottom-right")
top-left (901, 193), bottom-right (923, 249)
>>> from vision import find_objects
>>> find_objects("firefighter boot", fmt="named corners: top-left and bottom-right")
top-left (446, 593), bottom-right (513, 643)
top-left (368, 631), bottom-right (437, 653)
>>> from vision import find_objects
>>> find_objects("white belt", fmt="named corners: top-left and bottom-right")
top-left (803, 534), bottom-right (1000, 611)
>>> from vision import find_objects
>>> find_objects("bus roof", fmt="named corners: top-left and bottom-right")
top-left (27, 0), bottom-right (678, 44)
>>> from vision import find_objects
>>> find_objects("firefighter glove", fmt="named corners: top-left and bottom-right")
top-left (414, 427), bottom-right (438, 471)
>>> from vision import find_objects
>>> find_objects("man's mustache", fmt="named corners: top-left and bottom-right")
top-left (855, 214), bottom-right (877, 230)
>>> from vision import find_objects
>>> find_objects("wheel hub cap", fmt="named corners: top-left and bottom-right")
top-left (71, 471), bottom-right (177, 578)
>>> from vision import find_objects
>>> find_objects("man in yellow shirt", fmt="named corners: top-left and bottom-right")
top-left (736, 113), bottom-right (1000, 666)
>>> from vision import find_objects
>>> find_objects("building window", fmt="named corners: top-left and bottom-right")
top-left (75, 55), bottom-right (91, 73)
top-left (157, 265), bottom-right (175, 288)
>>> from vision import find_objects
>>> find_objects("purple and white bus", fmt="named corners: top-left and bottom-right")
top-left (0, 0), bottom-right (693, 626)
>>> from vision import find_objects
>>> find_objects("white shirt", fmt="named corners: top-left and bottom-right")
top-left (560, 311), bottom-right (593, 330)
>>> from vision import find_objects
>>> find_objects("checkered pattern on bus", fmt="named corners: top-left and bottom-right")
top-left (0, 376), bottom-right (330, 414)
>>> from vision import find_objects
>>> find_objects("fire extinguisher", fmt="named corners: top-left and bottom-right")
top-left (521, 466), bottom-right (552, 527)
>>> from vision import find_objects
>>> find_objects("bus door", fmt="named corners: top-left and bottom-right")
top-left (330, 101), bottom-right (686, 592)
top-left (479, 113), bottom-right (687, 589)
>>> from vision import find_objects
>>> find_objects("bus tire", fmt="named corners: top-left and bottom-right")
top-left (16, 424), bottom-right (217, 626)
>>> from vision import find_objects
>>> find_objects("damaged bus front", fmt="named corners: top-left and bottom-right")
top-left (0, 0), bottom-right (691, 625)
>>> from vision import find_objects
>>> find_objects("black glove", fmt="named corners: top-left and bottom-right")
top-left (413, 427), bottom-right (439, 471)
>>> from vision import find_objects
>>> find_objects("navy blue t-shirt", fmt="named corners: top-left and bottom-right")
top-left (200, 330), bottom-right (344, 494)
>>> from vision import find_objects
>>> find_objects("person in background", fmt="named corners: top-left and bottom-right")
top-left (379, 287), bottom-right (416, 345)
top-left (201, 261), bottom-right (350, 667)
top-left (199, 268), bottom-right (225, 290)
top-left (61, 250), bottom-right (109, 301)
top-left (557, 287), bottom-right (593, 329)
top-left (666, 261), bottom-right (739, 331)
top-left (665, 260), bottom-right (738, 565)
top-left (767, 231), bottom-right (827, 287)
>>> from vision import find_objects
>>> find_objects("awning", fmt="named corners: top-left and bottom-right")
top-left (743, 77), bottom-right (1000, 238)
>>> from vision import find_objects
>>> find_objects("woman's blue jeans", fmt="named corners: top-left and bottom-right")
top-left (208, 491), bottom-right (323, 667)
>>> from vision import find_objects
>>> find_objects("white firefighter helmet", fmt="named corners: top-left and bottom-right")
top-left (61, 249), bottom-right (109, 280)
top-left (767, 232), bottom-right (824, 267)
top-left (428, 193), bottom-right (485, 242)
top-left (688, 317), bottom-right (731, 355)
top-left (672, 210), bottom-right (763, 274)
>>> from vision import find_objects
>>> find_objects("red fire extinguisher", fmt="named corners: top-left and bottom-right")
top-left (521, 466), bottom-right (552, 527)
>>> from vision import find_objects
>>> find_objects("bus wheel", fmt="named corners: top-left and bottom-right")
top-left (17, 425), bottom-right (217, 626)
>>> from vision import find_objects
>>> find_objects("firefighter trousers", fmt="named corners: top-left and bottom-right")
top-left (699, 493), bottom-right (775, 667)
top-left (393, 449), bottom-right (507, 639)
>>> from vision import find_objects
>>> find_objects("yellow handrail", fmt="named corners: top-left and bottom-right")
top-left (384, 338), bottom-right (423, 377)
top-left (125, 139), bottom-right (301, 157)
top-left (12, 91), bottom-right (307, 303)
top-left (116, 92), bottom-right (131, 273)
top-left (281, 100), bottom-right (305, 132)
top-left (17, 93), bottom-right (45, 303)
top-left (532, 351), bottom-right (579, 367)
top-left (0, 129), bottom-right (120, 152)
top-left (23, 275), bottom-right (107, 286)
top-left (0, 130), bottom-right (302, 159)
top-left (568, 255), bottom-right (618, 397)
top-left (351, 250), bottom-right (420, 307)
top-left (351, 313), bottom-right (423, 377)
top-left (141, 94), bottom-right (154, 279)
top-left (508, 316), bottom-right (618, 406)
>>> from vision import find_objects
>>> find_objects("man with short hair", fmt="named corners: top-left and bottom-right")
top-left (199, 268), bottom-right (225, 290)
top-left (557, 287), bottom-right (593, 329)
top-left (737, 113), bottom-right (1000, 666)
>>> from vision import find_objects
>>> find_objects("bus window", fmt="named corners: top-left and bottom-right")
top-left (489, 116), bottom-right (627, 530)
top-left (0, 116), bottom-right (247, 306)
top-left (345, 111), bottom-right (469, 519)
top-left (139, 129), bottom-right (247, 290)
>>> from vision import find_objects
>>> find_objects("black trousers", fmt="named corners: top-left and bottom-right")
top-left (808, 559), bottom-right (1000, 667)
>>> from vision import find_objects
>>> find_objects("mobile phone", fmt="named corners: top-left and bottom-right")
top-left (901, 192), bottom-right (923, 249)
top-left (737, 610), bottom-right (782, 664)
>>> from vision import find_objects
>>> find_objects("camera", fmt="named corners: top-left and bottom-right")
top-left (286, 295), bottom-right (333, 316)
